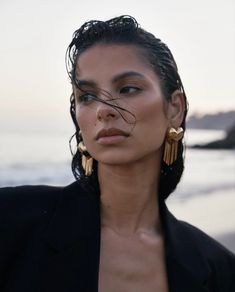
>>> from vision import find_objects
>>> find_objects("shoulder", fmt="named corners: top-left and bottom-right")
top-left (0, 184), bottom-right (62, 221)
top-left (0, 185), bottom-right (63, 268)
top-left (0, 181), bottom-right (93, 226)
top-left (0, 184), bottom-right (64, 236)
top-left (0, 184), bottom-right (75, 248)
top-left (0, 184), bottom-right (62, 202)
top-left (0, 182), bottom-right (90, 230)
top-left (178, 219), bottom-right (235, 258)
top-left (177, 219), bottom-right (235, 289)
top-left (164, 206), bottom-right (235, 290)
top-left (0, 182), bottom-right (88, 266)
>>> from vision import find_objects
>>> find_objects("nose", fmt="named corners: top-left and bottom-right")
top-left (96, 102), bottom-right (119, 122)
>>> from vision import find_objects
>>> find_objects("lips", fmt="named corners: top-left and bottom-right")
top-left (96, 128), bottom-right (130, 140)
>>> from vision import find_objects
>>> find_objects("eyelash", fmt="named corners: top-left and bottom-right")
top-left (119, 86), bottom-right (142, 95)
top-left (76, 86), bottom-right (142, 104)
top-left (77, 92), bottom-right (98, 104)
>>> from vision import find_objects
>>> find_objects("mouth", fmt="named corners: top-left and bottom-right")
top-left (96, 128), bottom-right (130, 144)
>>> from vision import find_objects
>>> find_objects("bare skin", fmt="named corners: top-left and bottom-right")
top-left (98, 162), bottom-right (169, 292)
top-left (75, 44), bottom-right (185, 291)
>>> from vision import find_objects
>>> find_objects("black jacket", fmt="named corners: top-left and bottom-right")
top-left (0, 181), bottom-right (234, 292)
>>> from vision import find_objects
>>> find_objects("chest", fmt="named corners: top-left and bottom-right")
top-left (98, 228), bottom-right (169, 292)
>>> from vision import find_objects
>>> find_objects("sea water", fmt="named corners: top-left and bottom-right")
top-left (0, 129), bottom-right (235, 248)
top-left (1, 129), bottom-right (233, 199)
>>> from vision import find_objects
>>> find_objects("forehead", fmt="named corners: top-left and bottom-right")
top-left (76, 44), bottom-right (155, 79)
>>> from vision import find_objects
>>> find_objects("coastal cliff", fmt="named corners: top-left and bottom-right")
top-left (192, 124), bottom-right (235, 149)
top-left (187, 111), bottom-right (235, 149)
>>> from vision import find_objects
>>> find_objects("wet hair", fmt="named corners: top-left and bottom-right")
top-left (66, 15), bottom-right (188, 200)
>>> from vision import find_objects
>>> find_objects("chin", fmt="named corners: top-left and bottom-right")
top-left (95, 151), bottom-right (157, 167)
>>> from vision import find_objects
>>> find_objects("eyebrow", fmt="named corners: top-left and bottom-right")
top-left (75, 79), bottom-right (96, 89)
top-left (112, 71), bottom-right (145, 83)
top-left (76, 71), bottom-right (146, 89)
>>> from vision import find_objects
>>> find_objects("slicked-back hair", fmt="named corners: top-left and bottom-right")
top-left (66, 15), bottom-right (188, 201)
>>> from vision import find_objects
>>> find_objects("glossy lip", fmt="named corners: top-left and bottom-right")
top-left (96, 128), bottom-right (130, 140)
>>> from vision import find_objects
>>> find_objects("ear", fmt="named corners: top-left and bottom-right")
top-left (166, 90), bottom-right (186, 127)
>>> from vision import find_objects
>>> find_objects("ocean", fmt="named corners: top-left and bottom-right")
top-left (0, 128), bottom-right (233, 195)
top-left (1, 129), bottom-right (235, 249)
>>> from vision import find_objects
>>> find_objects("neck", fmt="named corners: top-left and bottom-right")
top-left (98, 155), bottom-right (162, 236)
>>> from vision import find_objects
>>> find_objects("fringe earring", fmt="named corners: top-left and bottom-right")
top-left (78, 135), bottom-right (93, 176)
top-left (163, 127), bottom-right (184, 166)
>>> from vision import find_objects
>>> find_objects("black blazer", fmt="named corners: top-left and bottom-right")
top-left (0, 181), bottom-right (234, 292)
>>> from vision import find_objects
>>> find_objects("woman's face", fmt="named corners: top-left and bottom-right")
top-left (74, 44), bottom-right (172, 165)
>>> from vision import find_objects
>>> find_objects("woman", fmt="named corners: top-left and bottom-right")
top-left (0, 15), bottom-right (234, 292)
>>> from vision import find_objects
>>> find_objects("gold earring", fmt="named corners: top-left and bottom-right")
top-left (78, 139), bottom-right (93, 176)
top-left (163, 127), bottom-right (184, 165)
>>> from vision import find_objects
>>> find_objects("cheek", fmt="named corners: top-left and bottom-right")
top-left (75, 107), bottom-right (89, 138)
top-left (75, 106), bottom-right (82, 126)
top-left (134, 96), bottom-right (168, 146)
top-left (136, 95), bottom-right (168, 126)
top-left (75, 106), bottom-right (96, 147)
top-left (76, 105), bottom-right (92, 128)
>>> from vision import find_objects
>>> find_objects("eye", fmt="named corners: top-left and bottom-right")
top-left (119, 86), bottom-right (141, 95)
top-left (78, 92), bottom-right (97, 104)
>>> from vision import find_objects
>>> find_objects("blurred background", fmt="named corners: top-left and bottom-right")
top-left (0, 0), bottom-right (235, 252)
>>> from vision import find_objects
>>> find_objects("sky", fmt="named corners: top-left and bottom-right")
top-left (0, 0), bottom-right (234, 133)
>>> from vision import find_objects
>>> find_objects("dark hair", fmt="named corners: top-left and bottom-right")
top-left (66, 15), bottom-right (188, 200)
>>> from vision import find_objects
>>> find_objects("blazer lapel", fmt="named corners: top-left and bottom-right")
top-left (39, 182), bottom-right (211, 292)
top-left (40, 182), bottom-right (101, 292)
top-left (161, 201), bottom-right (210, 292)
